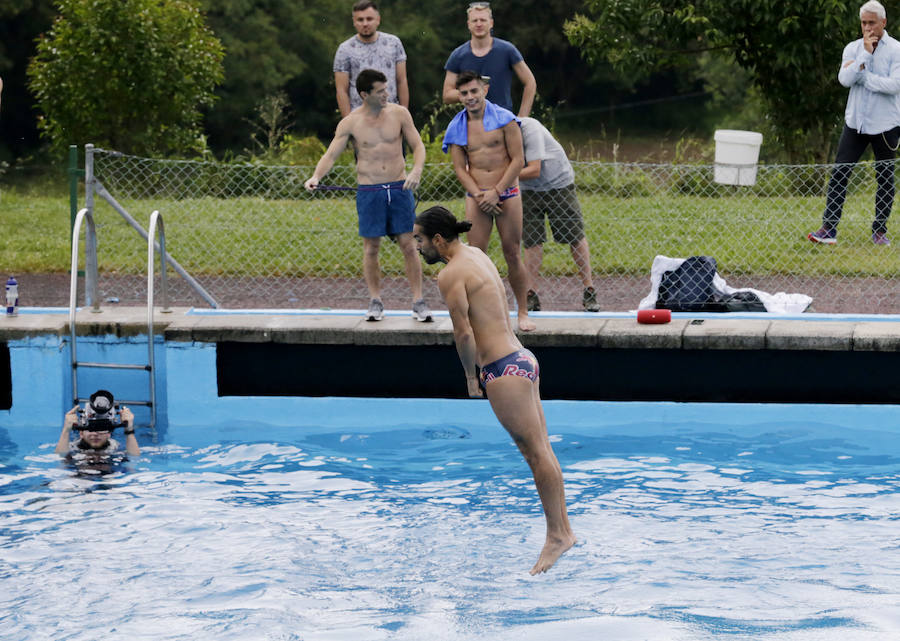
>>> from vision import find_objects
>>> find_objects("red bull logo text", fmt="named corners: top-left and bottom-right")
top-left (480, 352), bottom-right (539, 385)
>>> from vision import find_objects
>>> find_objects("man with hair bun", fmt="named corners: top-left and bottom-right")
top-left (413, 205), bottom-right (576, 575)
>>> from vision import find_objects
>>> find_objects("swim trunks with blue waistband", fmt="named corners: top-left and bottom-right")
top-left (480, 348), bottom-right (539, 386)
top-left (466, 185), bottom-right (520, 203)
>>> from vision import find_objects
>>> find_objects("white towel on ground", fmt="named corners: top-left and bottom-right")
top-left (637, 255), bottom-right (813, 314)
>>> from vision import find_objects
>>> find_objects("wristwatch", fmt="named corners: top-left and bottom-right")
top-left (124, 427), bottom-right (135, 435)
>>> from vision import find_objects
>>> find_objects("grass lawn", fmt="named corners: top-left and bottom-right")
top-left (2, 168), bottom-right (898, 281)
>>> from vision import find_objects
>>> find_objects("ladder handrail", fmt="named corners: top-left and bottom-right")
top-left (83, 147), bottom-right (98, 307)
top-left (69, 207), bottom-right (100, 407)
top-left (148, 210), bottom-right (170, 314)
top-left (146, 210), bottom-right (171, 429)
top-left (69, 206), bottom-right (165, 430)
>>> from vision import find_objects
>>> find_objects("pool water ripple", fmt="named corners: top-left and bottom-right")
top-left (1, 419), bottom-right (899, 640)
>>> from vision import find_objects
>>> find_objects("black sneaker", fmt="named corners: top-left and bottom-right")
top-left (583, 287), bottom-right (600, 312)
top-left (526, 289), bottom-right (541, 312)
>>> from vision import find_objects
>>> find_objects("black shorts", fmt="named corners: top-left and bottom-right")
top-left (521, 184), bottom-right (585, 248)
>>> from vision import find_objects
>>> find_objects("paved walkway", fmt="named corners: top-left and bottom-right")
top-left (4, 307), bottom-right (900, 352)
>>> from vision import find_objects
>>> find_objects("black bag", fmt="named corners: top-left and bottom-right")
top-left (656, 256), bottom-right (718, 312)
top-left (656, 256), bottom-right (768, 312)
top-left (712, 290), bottom-right (767, 313)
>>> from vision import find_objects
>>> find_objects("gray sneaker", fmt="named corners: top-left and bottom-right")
top-left (412, 298), bottom-right (433, 322)
top-left (366, 298), bottom-right (384, 321)
top-left (583, 286), bottom-right (601, 312)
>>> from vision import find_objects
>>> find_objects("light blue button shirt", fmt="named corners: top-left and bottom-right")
top-left (840, 31), bottom-right (900, 134)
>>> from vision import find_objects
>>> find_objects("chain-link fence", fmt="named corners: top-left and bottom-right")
top-left (85, 147), bottom-right (900, 314)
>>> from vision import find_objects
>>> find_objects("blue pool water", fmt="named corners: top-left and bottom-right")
top-left (2, 405), bottom-right (900, 640)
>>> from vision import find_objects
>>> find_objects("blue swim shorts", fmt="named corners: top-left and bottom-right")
top-left (480, 348), bottom-right (540, 386)
top-left (356, 181), bottom-right (415, 238)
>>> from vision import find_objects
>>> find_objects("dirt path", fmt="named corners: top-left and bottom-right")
top-left (12, 272), bottom-right (899, 314)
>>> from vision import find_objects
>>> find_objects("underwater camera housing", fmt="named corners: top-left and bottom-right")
top-left (73, 389), bottom-right (122, 431)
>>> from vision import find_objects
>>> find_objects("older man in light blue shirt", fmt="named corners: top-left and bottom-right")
top-left (809, 0), bottom-right (900, 246)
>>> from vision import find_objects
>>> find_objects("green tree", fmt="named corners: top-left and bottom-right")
top-left (0, 0), bottom-right (55, 159)
top-left (27, 0), bottom-right (224, 156)
top-left (564, 0), bottom-right (897, 161)
top-left (199, 0), bottom-right (337, 151)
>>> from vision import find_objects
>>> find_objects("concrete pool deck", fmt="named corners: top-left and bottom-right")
top-left (4, 307), bottom-right (900, 430)
top-left (3, 307), bottom-right (900, 352)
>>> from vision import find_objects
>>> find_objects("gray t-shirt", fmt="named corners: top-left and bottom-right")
top-left (519, 117), bottom-right (575, 191)
top-left (333, 32), bottom-right (406, 110)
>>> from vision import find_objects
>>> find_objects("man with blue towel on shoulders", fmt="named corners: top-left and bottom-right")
top-left (443, 70), bottom-right (534, 331)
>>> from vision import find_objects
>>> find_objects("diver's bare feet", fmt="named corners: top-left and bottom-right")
top-left (518, 312), bottom-right (536, 332)
top-left (529, 533), bottom-right (576, 575)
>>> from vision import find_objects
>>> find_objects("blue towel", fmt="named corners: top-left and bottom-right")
top-left (442, 100), bottom-right (520, 153)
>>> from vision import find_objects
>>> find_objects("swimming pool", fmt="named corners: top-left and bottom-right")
top-left (2, 401), bottom-right (900, 640)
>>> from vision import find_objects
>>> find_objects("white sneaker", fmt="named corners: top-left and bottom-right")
top-left (412, 299), bottom-right (432, 322)
top-left (366, 298), bottom-right (384, 321)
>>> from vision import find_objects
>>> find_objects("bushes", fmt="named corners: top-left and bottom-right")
top-left (28, 0), bottom-right (224, 156)
top-left (574, 162), bottom-right (658, 198)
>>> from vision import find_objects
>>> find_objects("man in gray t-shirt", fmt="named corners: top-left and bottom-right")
top-left (519, 117), bottom-right (600, 312)
top-left (333, 0), bottom-right (408, 117)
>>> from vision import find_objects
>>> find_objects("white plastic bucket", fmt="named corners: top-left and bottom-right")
top-left (714, 129), bottom-right (763, 186)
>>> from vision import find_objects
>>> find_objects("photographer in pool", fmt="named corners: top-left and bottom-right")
top-left (55, 390), bottom-right (140, 457)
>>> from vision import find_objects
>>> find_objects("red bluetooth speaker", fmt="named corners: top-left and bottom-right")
top-left (637, 309), bottom-right (672, 324)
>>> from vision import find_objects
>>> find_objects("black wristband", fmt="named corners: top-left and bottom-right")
top-left (124, 428), bottom-right (135, 435)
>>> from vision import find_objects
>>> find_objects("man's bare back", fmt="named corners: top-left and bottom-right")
top-left (438, 243), bottom-right (522, 365)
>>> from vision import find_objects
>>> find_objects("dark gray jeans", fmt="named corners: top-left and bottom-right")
top-left (822, 124), bottom-right (900, 234)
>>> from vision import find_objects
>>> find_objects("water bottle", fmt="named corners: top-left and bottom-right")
top-left (5, 276), bottom-right (18, 316)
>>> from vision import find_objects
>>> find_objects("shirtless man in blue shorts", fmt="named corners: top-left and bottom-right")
top-left (413, 205), bottom-right (575, 575)
top-left (305, 69), bottom-right (431, 322)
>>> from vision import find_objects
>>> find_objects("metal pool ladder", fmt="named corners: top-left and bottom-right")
top-left (69, 208), bottom-right (170, 429)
